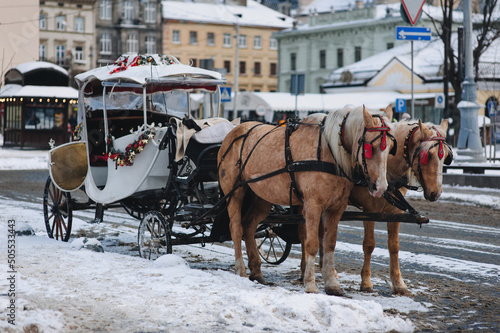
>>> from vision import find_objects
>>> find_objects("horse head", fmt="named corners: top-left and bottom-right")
top-left (356, 105), bottom-right (396, 198)
top-left (405, 119), bottom-right (452, 202)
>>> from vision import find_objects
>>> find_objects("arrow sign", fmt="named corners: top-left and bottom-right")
top-left (396, 26), bottom-right (431, 41)
top-left (401, 0), bottom-right (426, 25)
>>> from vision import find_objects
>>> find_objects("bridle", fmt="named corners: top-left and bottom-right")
top-left (339, 113), bottom-right (397, 177)
top-left (403, 125), bottom-right (453, 191)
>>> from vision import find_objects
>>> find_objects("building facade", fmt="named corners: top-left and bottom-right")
top-left (96, 0), bottom-right (163, 66)
top-left (0, 0), bottom-right (39, 85)
top-left (162, 0), bottom-right (293, 93)
top-left (275, 2), bottom-right (437, 94)
top-left (39, 0), bottom-right (97, 80)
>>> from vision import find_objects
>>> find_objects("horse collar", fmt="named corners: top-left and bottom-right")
top-left (403, 126), bottom-right (420, 167)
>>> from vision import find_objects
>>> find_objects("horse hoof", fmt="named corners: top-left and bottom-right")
top-left (360, 286), bottom-right (374, 293)
top-left (305, 285), bottom-right (319, 294)
top-left (249, 276), bottom-right (267, 285)
top-left (393, 287), bottom-right (408, 296)
top-left (325, 287), bottom-right (344, 296)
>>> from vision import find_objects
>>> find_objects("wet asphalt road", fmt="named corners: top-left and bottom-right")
top-left (1, 169), bottom-right (499, 331)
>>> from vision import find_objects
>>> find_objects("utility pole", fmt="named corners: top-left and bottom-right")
top-left (233, 16), bottom-right (240, 121)
top-left (456, 0), bottom-right (486, 162)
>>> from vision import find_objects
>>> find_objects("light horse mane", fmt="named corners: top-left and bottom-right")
top-left (322, 105), bottom-right (388, 178)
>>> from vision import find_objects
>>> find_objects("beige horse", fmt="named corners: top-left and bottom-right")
top-left (218, 105), bottom-right (395, 295)
top-left (351, 115), bottom-right (452, 295)
top-left (297, 108), bottom-right (453, 294)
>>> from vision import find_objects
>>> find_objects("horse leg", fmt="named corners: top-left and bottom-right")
top-left (298, 223), bottom-right (306, 282)
top-left (227, 187), bottom-right (248, 278)
top-left (321, 208), bottom-right (344, 296)
top-left (302, 204), bottom-right (322, 294)
top-left (360, 220), bottom-right (375, 292)
top-left (387, 222), bottom-right (408, 295)
top-left (242, 197), bottom-right (272, 284)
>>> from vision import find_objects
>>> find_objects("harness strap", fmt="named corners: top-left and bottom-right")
top-left (284, 122), bottom-right (302, 204)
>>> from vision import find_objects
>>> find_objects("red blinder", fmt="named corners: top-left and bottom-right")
top-left (420, 150), bottom-right (429, 165)
top-left (364, 143), bottom-right (373, 159)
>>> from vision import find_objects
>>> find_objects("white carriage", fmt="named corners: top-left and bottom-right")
top-left (43, 54), bottom-right (292, 262)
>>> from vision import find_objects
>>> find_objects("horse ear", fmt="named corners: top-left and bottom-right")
top-left (362, 105), bottom-right (374, 127)
top-left (440, 119), bottom-right (449, 132)
top-left (385, 104), bottom-right (393, 122)
top-left (418, 119), bottom-right (432, 139)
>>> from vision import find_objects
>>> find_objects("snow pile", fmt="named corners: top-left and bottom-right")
top-left (0, 230), bottom-right (416, 333)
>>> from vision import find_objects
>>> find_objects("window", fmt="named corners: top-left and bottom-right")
top-left (239, 61), bottom-right (246, 75)
top-left (75, 17), bottom-right (84, 32)
top-left (387, 42), bottom-right (394, 49)
top-left (270, 38), bottom-right (277, 50)
top-left (337, 48), bottom-right (343, 67)
top-left (223, 33), bottom-right (231, 47)
top-left (127, 33), bottom-right (138, 53)
top-left (224, 60), bottom-right (231, 74)
top-left (56, 15), bottom-right (66, 31)
top-left (191, 59), bottom-right (197, 67)
top-left (56, 44), bottom-right (65, 66)
top-left (100, 0), bottom-right (111, 20)
top-left (254, 62), bottom-right (261, 75)
top-left (25, 107), bottom-right (64, 130)
top-left (355, 46), bottom-right (362, 62)
top-left (254, 36), bottom-right (262, 49)
top-left (207, 32), bottom-right (215, 46)
top-left (74, 46), bottom-right (84, 62)
top-left (190, 31), bottom-right (197, 45)
top-left (39, 13), bottom-right (47, 30)
top-left (290, 53), bottom-right (296, 71)
top-left (123, 1), bottom-right (134, 21)
top-left (319, 50), bottom-right (326, 69)
top-left (239, 34), bottom-right (247, 48)
top-left (270, 62), bottom-right (277, 76)
top-left (100, 33), bottom-right (112, 54)
top-left (172, 30), bottom-right (180, 44)
top-left (144, 2), bottom-right (156, 23)
top-left (145, 35), bottom-right (156, 54)
top-left (39, 44), bottom-right (46, 61)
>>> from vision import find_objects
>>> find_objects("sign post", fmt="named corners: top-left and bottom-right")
top-left (398, 0), bottom-right (426, 120)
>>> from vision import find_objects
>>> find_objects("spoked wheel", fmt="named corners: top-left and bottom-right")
top-left (256, 225), bottom-right (292, 265)
top-left (138, 210), bottom-right (172, 260)
top-left (43, 176), bottom-right (73, 242)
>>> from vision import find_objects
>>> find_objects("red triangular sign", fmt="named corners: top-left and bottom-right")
top-left (401, 0), bottom-right (426, 25)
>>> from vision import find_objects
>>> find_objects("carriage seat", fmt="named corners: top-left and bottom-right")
top-left (171, 117), bottom-right (239, 161)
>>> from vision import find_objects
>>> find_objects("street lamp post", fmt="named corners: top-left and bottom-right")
top-left (456, 0), bottom-right (486, 162)
top-left (233, 16), bottom-right (240, 121)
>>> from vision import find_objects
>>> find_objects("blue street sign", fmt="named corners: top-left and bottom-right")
top-left (396, 26), bottom-right (431, 41)
top-left (220, 87), bottom-right (231, 102)
top-left (488, 101), bottom-right (497, 116)
top-left (395, 99), bottom-right (406, 113)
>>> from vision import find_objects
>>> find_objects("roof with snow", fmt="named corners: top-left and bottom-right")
top-left (323, 33), bottom-right (500, 90)
top-left (161, 0), bottom-right (294, 28)
top-left (10, 61), bottom-right (69, 76)
top-left (0, 84), bottom-right (78, 99)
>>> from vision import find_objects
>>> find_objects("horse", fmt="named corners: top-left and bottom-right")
top-left (350, 115), bottom-right (453, 295)
top-left (297, 108), bottom-right (453, 295)
top-left (217, 105), bottom-right (396, 295)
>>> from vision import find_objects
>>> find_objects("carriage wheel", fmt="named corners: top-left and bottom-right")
top-left (138, 210), bottom-right (172, 260)
top-left (43, 176), bottom-right (73, 242)
top-left (256, 226), bottom-right (292, 265)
